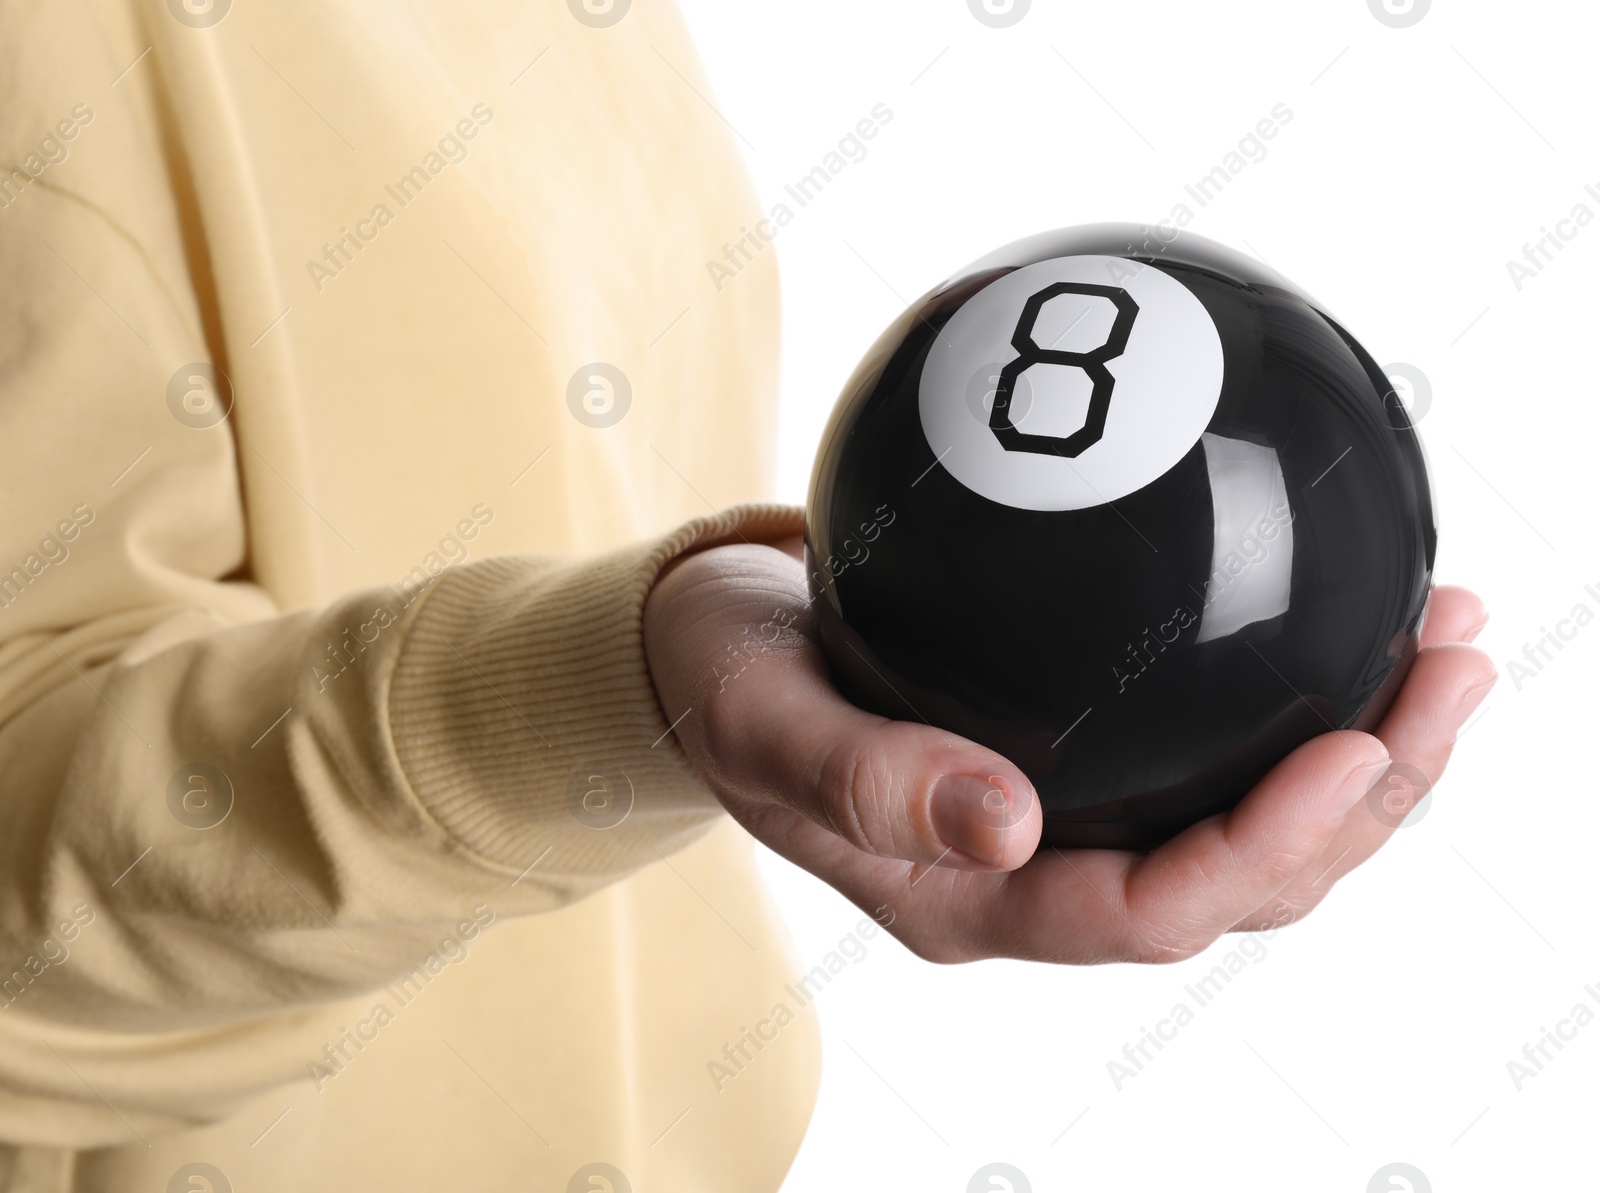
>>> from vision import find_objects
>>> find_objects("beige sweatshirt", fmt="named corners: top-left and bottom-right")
top-left (0, 1), bottom-right (821, 1188)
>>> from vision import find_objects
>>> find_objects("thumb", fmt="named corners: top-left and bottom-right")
top-left (650, 540), bottom-right (1041, 871)
top-left (721, 636), bottom-right (1043, 871)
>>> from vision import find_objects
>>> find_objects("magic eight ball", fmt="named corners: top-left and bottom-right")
top-left (804, 224), bottom-right (1436, 851)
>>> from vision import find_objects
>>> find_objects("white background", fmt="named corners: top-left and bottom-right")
top-left (676, 1), bottom-right (1600, 1189)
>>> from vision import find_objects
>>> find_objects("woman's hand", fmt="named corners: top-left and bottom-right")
top-left (642, 535), bottom-right (1496, 964)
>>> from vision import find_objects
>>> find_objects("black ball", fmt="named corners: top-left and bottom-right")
top-left (804, 223), bottom-right (1436, 851)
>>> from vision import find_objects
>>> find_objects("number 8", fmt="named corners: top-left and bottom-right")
top-left (990, 282), bottom-right (1138, 458)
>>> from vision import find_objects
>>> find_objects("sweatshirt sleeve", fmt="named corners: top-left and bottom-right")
top-left (0, 501), bottom-right (801, 1035)
top-left (0, 2), bottom-right (802, 1041)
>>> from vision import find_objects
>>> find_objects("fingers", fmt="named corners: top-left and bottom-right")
top-left (1228, 588), bottom-right (1497, 930)
top-left (1420, 584), bottom-right (1490, 648)
top-left (1373, 643), bottom-right (1499, 786)
top-left (1103, 731), bottom-right (1391, 958)
top-left (1000, 731), bottom-right (1389, 963)
top-left (924, 730), bottom-right (1392, 965)
top-left (1231, 640), bottom-right (1497, 928)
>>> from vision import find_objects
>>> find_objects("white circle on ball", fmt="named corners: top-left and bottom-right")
top-left (919, 254), bottom-right (1224, 511)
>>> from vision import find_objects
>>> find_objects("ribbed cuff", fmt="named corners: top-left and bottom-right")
top-left (387, 503), bottom-right (805, 879)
